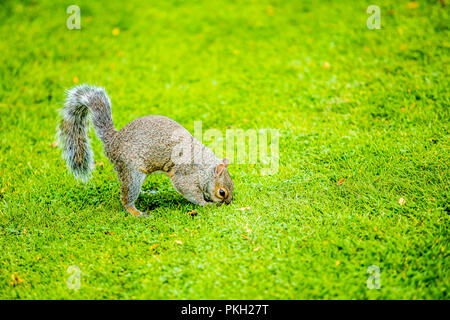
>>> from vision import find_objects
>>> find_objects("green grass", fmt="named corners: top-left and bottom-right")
top-left (0, 0), bottom-right (449, 299)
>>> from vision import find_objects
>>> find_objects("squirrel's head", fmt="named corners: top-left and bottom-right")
top-left (206, 158), bottom-right (234, 206)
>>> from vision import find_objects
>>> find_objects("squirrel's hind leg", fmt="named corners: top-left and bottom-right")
top-left (118, 167), bottom-right (147, 217)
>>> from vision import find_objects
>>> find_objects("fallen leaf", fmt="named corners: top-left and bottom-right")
top-left (323, 61), bottom-right (330, 69)
top-left (253, 246), bottom-right (261, 252)
top-left (187, 210), bottom-right (198, 217)
top-left (112, 28), bottom-right (120, 36)
top-left (104, 231), bottom-right (114, 235)
top-left (174, 240), bottom-right (183, 245)
top-left (10, 274), bottom-right (23, 286)
top-left (73, 77), bottom-right (79, 84)
top-left (149, 243), bottom-right (159, 250)
top-left (51, 141), bottom-right (58, 148)
top-left (241, 234), bottom-right (250, 240)
top-left (406, 2), bottom-right (419, 9)
top-left (235, 207), bottom-right (251, 211)
top-left (398, 198), bottom-right (406, 206)
top-left (337, 178), bottom-right (346, 185)
top-left (335, 260), bottom-right (341, 266)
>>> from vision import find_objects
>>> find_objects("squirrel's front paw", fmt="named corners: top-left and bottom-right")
top-left (193, 200), bottom-right (207, 206)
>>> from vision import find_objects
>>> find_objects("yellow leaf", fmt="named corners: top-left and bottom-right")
top-left (149, 243), bottom-right (159, 250)
top-left (73, 77), bottom-right (79, 84)
top-left (335, 260), bottom-right (341, 266)
top-left (10, 274), bottom-right (23, 286)
top-left (406, 2), bottom-right (419, 9)
top-left (112, 28), bottom-right (120, 36)
top-left (235, 206), bottom-right (251, 211)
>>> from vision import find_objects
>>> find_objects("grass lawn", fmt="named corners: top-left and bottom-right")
top-left (0, 0), bottom-right (448, 299)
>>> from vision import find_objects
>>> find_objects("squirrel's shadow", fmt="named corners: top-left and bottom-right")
top-left (135, 190), bottom-right (193, 211)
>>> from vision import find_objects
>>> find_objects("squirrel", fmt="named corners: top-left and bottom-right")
top-left (57, 84), bottom-right (234, 216)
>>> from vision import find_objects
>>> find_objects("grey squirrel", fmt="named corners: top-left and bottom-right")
top-left (57, 84), bottom-right (234, 216)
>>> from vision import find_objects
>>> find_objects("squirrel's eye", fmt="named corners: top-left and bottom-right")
top-left (219, 189), bottom-right (226, 197)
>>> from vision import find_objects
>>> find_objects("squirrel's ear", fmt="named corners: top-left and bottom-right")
top-left (214, 163), bottom-right (225, 177)
top-left (223, 158), bottom-right (229, 167)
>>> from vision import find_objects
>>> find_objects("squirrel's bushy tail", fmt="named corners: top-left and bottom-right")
top-left (57, 84), bottom-right (116, 181)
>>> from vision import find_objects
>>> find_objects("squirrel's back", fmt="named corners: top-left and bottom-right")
top-left (111, 115), bottom-right (217, 173)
